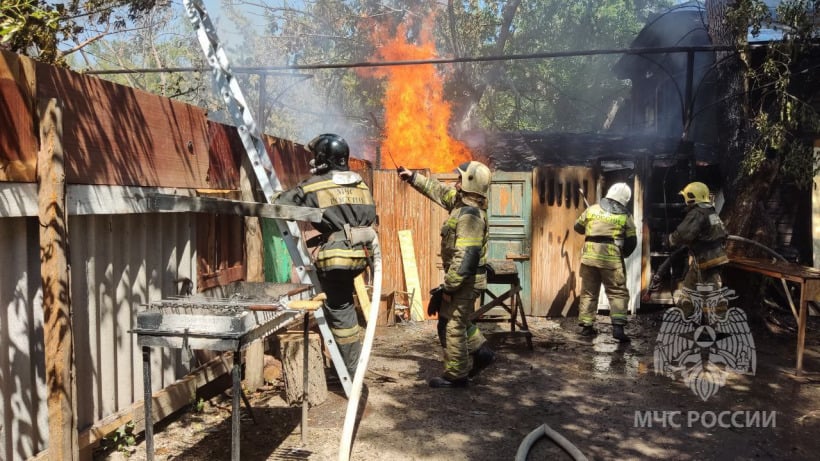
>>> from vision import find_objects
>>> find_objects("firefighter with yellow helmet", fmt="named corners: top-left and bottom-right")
top-left (398, 161), bottom-right (495, 388)
top-left (274, 133), bottom-right (377, 378)
top-left (668, 181), bottom-right (729, 318)
top-left (573, 182), bottom-right (637, 342)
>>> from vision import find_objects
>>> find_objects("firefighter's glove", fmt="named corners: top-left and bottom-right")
top-left (428, 285), bottom-right (444, 316)
top-left (648, 274), bottom-right (662, 291)
top-left (397, 166), bottom-right (415, 183)
top-left (441, 286), bottom-right (454, 303)
top-left (305, 234), bottom-right (326, 248)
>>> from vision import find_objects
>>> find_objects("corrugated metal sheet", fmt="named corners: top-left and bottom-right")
top-left (266, 136), bottom-right (311, 189)
top-left (0, 51), bottom-right (37, 183)
top-left (205, 121), bottom-right (242, 190)
top-left (35, 60), bottom-right (212, 188)
top-left (0, 217), bottom-right (46, 460)
top-left (0, 212), bottom-right (197, 461)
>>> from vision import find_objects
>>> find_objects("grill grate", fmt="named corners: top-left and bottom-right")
top-left (133, 287), bottom-right (310, 351)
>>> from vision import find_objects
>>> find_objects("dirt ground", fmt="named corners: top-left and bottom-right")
top-left (97, 308), bottom-right (820, 461)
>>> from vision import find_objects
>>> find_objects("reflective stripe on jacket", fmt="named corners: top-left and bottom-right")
top-left (411, 173), bottom-right (488, 291)
top-left (573, 199), bottom-right (637, 269)
top-left (274, 170), bottom-right (377, 272)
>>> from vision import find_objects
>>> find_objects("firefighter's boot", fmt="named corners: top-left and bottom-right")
top-left (429, 376), bottom-right (469, 389)
top-left (578, 325), bottom-right (597, 337)
top-left (612, 324), bottom-right (630, 343)
top-left (469, 343), bottom-right (495, 378)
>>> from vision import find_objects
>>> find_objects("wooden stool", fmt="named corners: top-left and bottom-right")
top-left (471, 260), bottom-right (533, 349)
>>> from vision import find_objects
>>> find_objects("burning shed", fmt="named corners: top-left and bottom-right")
top-left (458, 1), bottom-right (734, 312)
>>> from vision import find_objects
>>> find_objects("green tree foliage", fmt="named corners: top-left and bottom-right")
top-left (219, 0), bottom-right (377, 141)
top-left (219, 0), bottom-right (674, 140)
top-left (1, 0), bottom-right (65, 63)
top-left (462, 0), bottom-right (672, 131)
top-left (727, 0), bottom-right (820, 189)
top-left (75, 6), bottom-right (210, 102)
top-left (1, 0), bottom-right (164, 65)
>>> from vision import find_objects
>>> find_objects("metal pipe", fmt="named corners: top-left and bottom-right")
top-left (143, 347), bottom-right (154, 461)
top-left (302, 312), bottom-right (309, 444)
top-left (232, 350), bottom-right (241, 461)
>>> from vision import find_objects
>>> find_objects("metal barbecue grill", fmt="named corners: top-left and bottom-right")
top-left (134, 283), bottom-right (317, 461)
top-left (134, 295), bottom-right (300, 351)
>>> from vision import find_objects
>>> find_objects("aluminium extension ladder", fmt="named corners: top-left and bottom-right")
top-left (181, 0), bottom-right (353, 396)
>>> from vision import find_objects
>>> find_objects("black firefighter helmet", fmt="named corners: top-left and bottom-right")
top-left (308, 133), bottom-right (349, 173)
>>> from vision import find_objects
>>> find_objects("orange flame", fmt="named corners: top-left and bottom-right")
top-left (362, 15), bottom-right (471, 173)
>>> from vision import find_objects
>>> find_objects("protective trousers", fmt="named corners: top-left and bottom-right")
top-left (436, 318), bottom-right (485, 352)
top-left (318, 270), bottom-right (362, 377)
top-left (578, 263), bottom-right (629, 326)
top-left (677, 263), bottom-right (726, 321)
top-left (439, 281), bottom-right (486, 380)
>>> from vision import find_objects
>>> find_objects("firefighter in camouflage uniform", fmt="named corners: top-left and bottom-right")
top-left (668, 181), bottom-right (729, 320)
top-left (574, 183), bottom-right (637, 342)
top-left (398, 161), bottom-right (495, 388)
top-left (274, 133), bottom-right (377, 378)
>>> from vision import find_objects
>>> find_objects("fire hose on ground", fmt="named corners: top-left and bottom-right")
top-left (515, 423), bottom-right (588, 461)
top-left (338, 232), bottom-right (383, 461)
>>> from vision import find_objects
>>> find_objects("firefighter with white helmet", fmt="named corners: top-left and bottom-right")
top-left (573, 182), bottom-right (637, 342)
top-left (274, 133), bottom-right (377, 378)
top-left (668, 181), bottom-right (729, 318)
top-left (398, 161), bottom-right (495, 388)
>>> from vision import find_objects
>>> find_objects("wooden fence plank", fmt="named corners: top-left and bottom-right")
top-left (398, 230), bottom-right (424, 321)
top-left (38, 98), bottom-right (79, 460)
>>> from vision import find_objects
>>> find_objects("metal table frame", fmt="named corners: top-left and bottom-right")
top-left (135, 310), bottom-right (310, 461)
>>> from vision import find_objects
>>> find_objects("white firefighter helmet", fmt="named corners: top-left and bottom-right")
top-left (605, 182), bottom-right (632, 206)
top-left (455, 161), bottom-right (492, 198)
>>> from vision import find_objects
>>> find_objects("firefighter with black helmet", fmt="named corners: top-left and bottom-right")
top-left (573, 182), bottom-right (637, 342)
top-left (398, 161), bottom-right (495, 388)
top-left (668, 181), bottom-right (729, 319)
top-left (274, 133), bottom-right (377, 378)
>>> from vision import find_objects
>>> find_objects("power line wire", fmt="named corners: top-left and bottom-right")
top-left (83, 45), bottom-right (750, 75)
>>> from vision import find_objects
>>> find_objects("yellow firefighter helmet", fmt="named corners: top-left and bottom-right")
top-left (679, 181), bottom-right (711, 205)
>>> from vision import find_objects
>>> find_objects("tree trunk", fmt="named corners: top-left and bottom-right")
top-left (278, 332), bottom-right (328, 406)
top-left (706, 0), bottom-right (767, 239)
top-left (706, 1), bottom-right (786, 324)
top-left (447, 0), bottom-right (522, 136)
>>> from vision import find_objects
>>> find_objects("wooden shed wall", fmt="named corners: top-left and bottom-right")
top-left (530, 166), bottom-right (598, 317)
top-left (371, 170), bottom-right (447, 310)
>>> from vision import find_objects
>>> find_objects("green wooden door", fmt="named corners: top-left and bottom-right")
top-left (486, 171), bottom-right (532, 314)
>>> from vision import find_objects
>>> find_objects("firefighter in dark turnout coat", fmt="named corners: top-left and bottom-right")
top-left (668, 181), bottom-right (729, 319)
top-left (274, 134), bottom-right (377, 377)
top-left (398, 161), bottom-right (495, 388)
